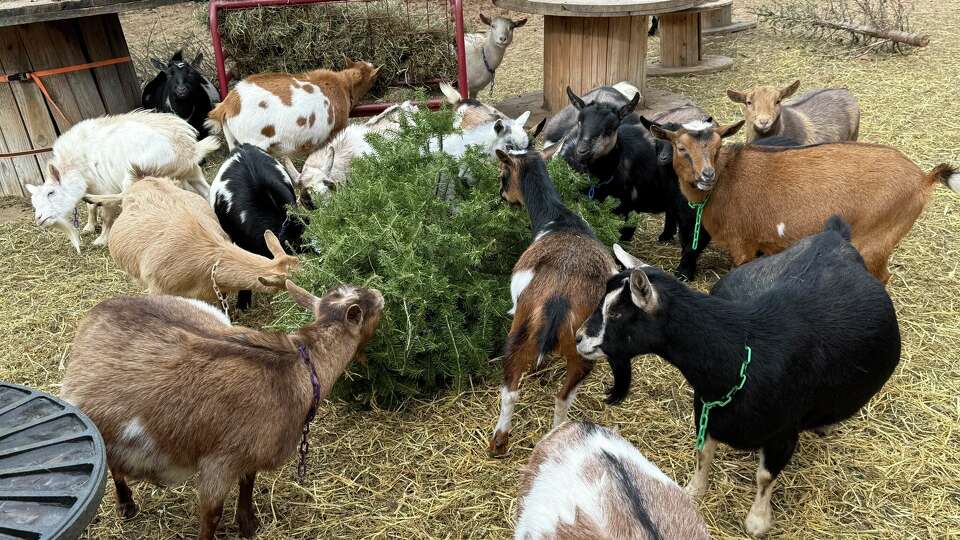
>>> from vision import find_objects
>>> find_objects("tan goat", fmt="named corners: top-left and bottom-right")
top-left (516, 422), bottom-right (711, 539)
top-left (727, 80), bottom-right (860, 144)
top-left (649, 120), bottom-right (960, 283)
top-left (89, 174), bottom-right (298, 306)
top-left (61, 280), bottom-right (384, 540)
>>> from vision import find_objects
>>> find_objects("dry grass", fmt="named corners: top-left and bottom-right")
top-left (2, 0), bottom-right (959, 538)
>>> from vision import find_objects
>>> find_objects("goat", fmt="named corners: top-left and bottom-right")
top-left (488, 146), bottom-right (617, 457)
top-left (205, 60), bottom-right (380, 178)
top-left (727, 80), bottom-right (860, 144)
top-left (210, 144), bottom-right (315, 310)
top-left (88, 173), bottom-right (299, 307)
top-left (427, 110), bottom-right (533, 159)
top-left (541, 82), bottom-right (641, 151)
top-left (460, 14), bottom-right (527, 96)
top-left (440, 82), bottom-right (511, 130)
top-left (27, 110), bottom-right (218, 252)
top-left (576, 217), bottom-right (901, 536)
top-left (61, 280), bottom-right (384, 540)
top-left (649, 120), bottom-right (960, 282)
top-left (142, 49), bottom-right (221, 138)
top-left (516, 421), bottom-right (710, 540)
top-left (297, 101), bottom-right (419, 194)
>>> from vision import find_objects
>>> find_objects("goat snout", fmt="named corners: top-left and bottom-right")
top-left (174, 85), bottom-right (190, 99)
top-left (754, 118), bottom-right (772, 131)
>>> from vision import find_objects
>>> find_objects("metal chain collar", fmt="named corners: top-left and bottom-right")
top-left (210, 260), bottom-right (230, 321)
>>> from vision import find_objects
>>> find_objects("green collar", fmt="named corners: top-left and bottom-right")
top-left (696, 345), bottom-right (752, 450)
top-left (687, 192), bottom-right (711, 251)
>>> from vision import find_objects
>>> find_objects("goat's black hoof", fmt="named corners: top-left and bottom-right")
top-left (674, 269), bottom-right (694, 282)
top-left (117, 501), bottom-right (139, 520)
top-left (618, 227), bottom-right (637, 242)
top-left (657, 233), bottom-right (676, 244)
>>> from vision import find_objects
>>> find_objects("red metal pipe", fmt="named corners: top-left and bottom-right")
top-left (208, 0), bottom-right (469, 116)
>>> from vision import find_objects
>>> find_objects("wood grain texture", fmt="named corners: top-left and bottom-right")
top-left (494, 0), bottom-right (709, 17)
top-left (659, 12), bottom-right (701, 67)
top-left (0, 0), bottom-right (188, 27)
top-left (77, 14), bottom-right (139, 114)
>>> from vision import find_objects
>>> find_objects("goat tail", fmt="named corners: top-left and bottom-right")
top-left (605, 355), bottom-right (633, 405)
top-left (83, 193), bottom-right (124, 207)
top-left (612, 81), bottom-right (641, 102)
top-left (533, 296), bottom-right (571, 370)
top-left (439, 82), bottom-right (462, 105)
top-left (195, 136), bottom-right (221, 161)
top-left (927, 163), bottom-right (960, 193)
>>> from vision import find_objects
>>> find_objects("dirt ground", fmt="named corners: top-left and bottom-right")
top-left (3, 1), bottom-right (959, 539)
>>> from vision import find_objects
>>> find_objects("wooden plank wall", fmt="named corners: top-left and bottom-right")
top-left (0, 13), bottom-right (139, 196)
top-left (542, 15), bottom-right (648, 113)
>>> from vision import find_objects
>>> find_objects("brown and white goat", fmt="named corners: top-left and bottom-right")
top-left (489, 147), bottom-right (617, 457)
top-left (727, 80), bottom-right (860, 144)
top-left (516, 422), bottom-right (711, 540)
top-left (62, 280), bottom-right (383, 540)
top-left (89, 174), bottom-right (299, 306)
top-left (206, 61), bottom-right (380, 177)
top-left (649, 120), bottom-right (960, 282)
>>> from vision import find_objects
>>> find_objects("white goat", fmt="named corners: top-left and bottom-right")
top-left (298, 101), bottom-right (419, 194)
top-left (516, 422), bottom-right (711, 540)
top-left (440, 82), bottom-right (509, 130)
top-left (459, 14), bottom-right (527, 96)
top-left (428, 110), bottom-right (532, 159)
top-left (27, 110), bottom-right (218, 252)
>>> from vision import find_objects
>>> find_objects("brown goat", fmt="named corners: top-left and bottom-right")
top-left (90, 175), bottom-right (299, 306)
top-left (649, 120), bottom-right (960, 282)
top-left (727, 80), bottom-right (860, 144)
top-left (61, 281), bottom-right (384, 540)
top-left (516, 422), bottom-right (711, 539)
top-left (489, 147), bottom-right (617, 457)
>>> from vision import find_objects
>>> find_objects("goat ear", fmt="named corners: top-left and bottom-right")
top-left (263, 229), bottom-right (287, 258)
top-left (512, 18), bottom-right (528, 28)
top-left (192, 52), bottom-right (203, 68)
top-left (494, 119), bottom-right (505, 135)
top-left (613, 244), bottom-right (646, 269)
top-left (540, 137), bottom-right (562, 161)
top-left (25, 183), bottom-right (38, 194)
top-left (618, 92), bottom-right (640, 120)
top-left (479, 13), bottom-right (493, 26)
top-left (566, 86), bottom-right (585, 110)
top-left (495, 149), bottom-right (513, 166)
top-left (628, 270), bottom-right (658, 312)
top-left (151, 58), bottom-right (166, 71)
top-left (285, 280), bottom-right (319, 313)
top-left (726, 89), bottom-right (747, 104)
top-left (649, 125), bottom-right (677, 141)
top-left (638, 115), bottom-right (656, 130)
top-left (716, 120), bottom-right (745, 139)
top-left (515, 110), bottom-right (531, 127)
top-left (345, 304), bottom-right (364, 328)
top-left (780, 80), bottom-right (801, 99)
top-left (528, 118), bottom-right (546, 141)
top-left (48, 164), bottom-right (62, 184)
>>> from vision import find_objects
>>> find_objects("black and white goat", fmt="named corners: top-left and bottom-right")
top-left (143, 49), bottom-right (221, 139)
top-left (209, 144), bottom-right (314, 309)
top-left (575, 217), bottom-right (901, 537)
top-left (488, 146), bottom-right (617, 457)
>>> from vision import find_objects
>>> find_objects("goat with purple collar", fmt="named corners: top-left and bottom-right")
top-left (575, 216), bottom-right (900, 537)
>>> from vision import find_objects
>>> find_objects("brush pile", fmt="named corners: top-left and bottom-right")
top-left (212, 0), bottom-right (461, 97)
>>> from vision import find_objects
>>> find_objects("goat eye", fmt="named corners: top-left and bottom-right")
top-left (746, 100), bottom-right (752, 106)
top-left (47, 192), bottom-right (55, 198)
top-left (677, 146), bottom-right (687, 153)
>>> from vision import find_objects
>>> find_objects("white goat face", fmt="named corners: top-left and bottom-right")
top-left (482, 14), bottom-right (527, 48)
top-left (491, 110), bottom-right (531, 155)
top-left (298, 148), bottom-right (336, 196)
top-left (26, 172), bottom-right (83, 227)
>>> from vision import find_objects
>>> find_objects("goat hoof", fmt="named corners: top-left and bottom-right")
top-left (674, 269), bottom-right (693, 282)
top-left (684, 481), bottom-right (706, 499)
top-left (657, 233), bottom-right (676, 244)
top-left (92, 235), bottom-right (108, 247)
top-left (81, 224), bottom-right (96, 234)
top-left (117, 501), bottom-right (139, 519)
top-left (813, 424), bottom-right (836, 437)
top-left (488, 431), bottom-right (510, 458)
top-left (744, 507), bottom-right (773, 537)
top-left (238, 513), bottom-right (260, 538)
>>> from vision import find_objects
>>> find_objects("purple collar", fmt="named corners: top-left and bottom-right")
top-left (296, 344), bottom-right (322, 482)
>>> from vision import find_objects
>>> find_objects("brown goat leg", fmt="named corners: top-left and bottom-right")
top-left (197, 464), bottom-right (233, 540)
top-left (489, 337), bottom-right (537, 457)
top-left (552, 346), bottom-right (593, 428)
top-left (236, 472), bottom-right (260, 539)
top-left (111, 469), bottom-right (139, 519)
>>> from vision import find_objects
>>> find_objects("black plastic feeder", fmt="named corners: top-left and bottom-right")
top-left (0, 383), bottom-right (106, 539)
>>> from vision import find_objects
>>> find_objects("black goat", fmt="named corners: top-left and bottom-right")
top-left (209, 144), bottom-right (314, 309)
top-left (142, 50), bottom-right (220, 138)
top-left (575, 216), bottom-right (900, 537)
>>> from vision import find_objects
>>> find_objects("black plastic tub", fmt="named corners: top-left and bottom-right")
top-left (0, 383), bottom-right (107, 540)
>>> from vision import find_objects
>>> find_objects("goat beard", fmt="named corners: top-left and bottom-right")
top-left (51, 217), bottom-right (81, 254)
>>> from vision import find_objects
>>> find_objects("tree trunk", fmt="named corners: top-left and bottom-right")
top-left (812, 19), bottom-right (929, 47)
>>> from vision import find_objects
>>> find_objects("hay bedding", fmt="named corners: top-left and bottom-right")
top-left (2, 0), bottom-right (959, 537)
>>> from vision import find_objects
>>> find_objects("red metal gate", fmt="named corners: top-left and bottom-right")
top-left (208, 0), bottom-right (469, 117)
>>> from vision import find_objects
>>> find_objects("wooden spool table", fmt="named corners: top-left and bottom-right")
top-left (647, 0), bottom-right (735, 77)
top-left (493, 0), bottom-right (713, 113)
top-left (702, 0), bottom-right (756, 35)
top-left (0, 0), bottom-right (187, 197)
